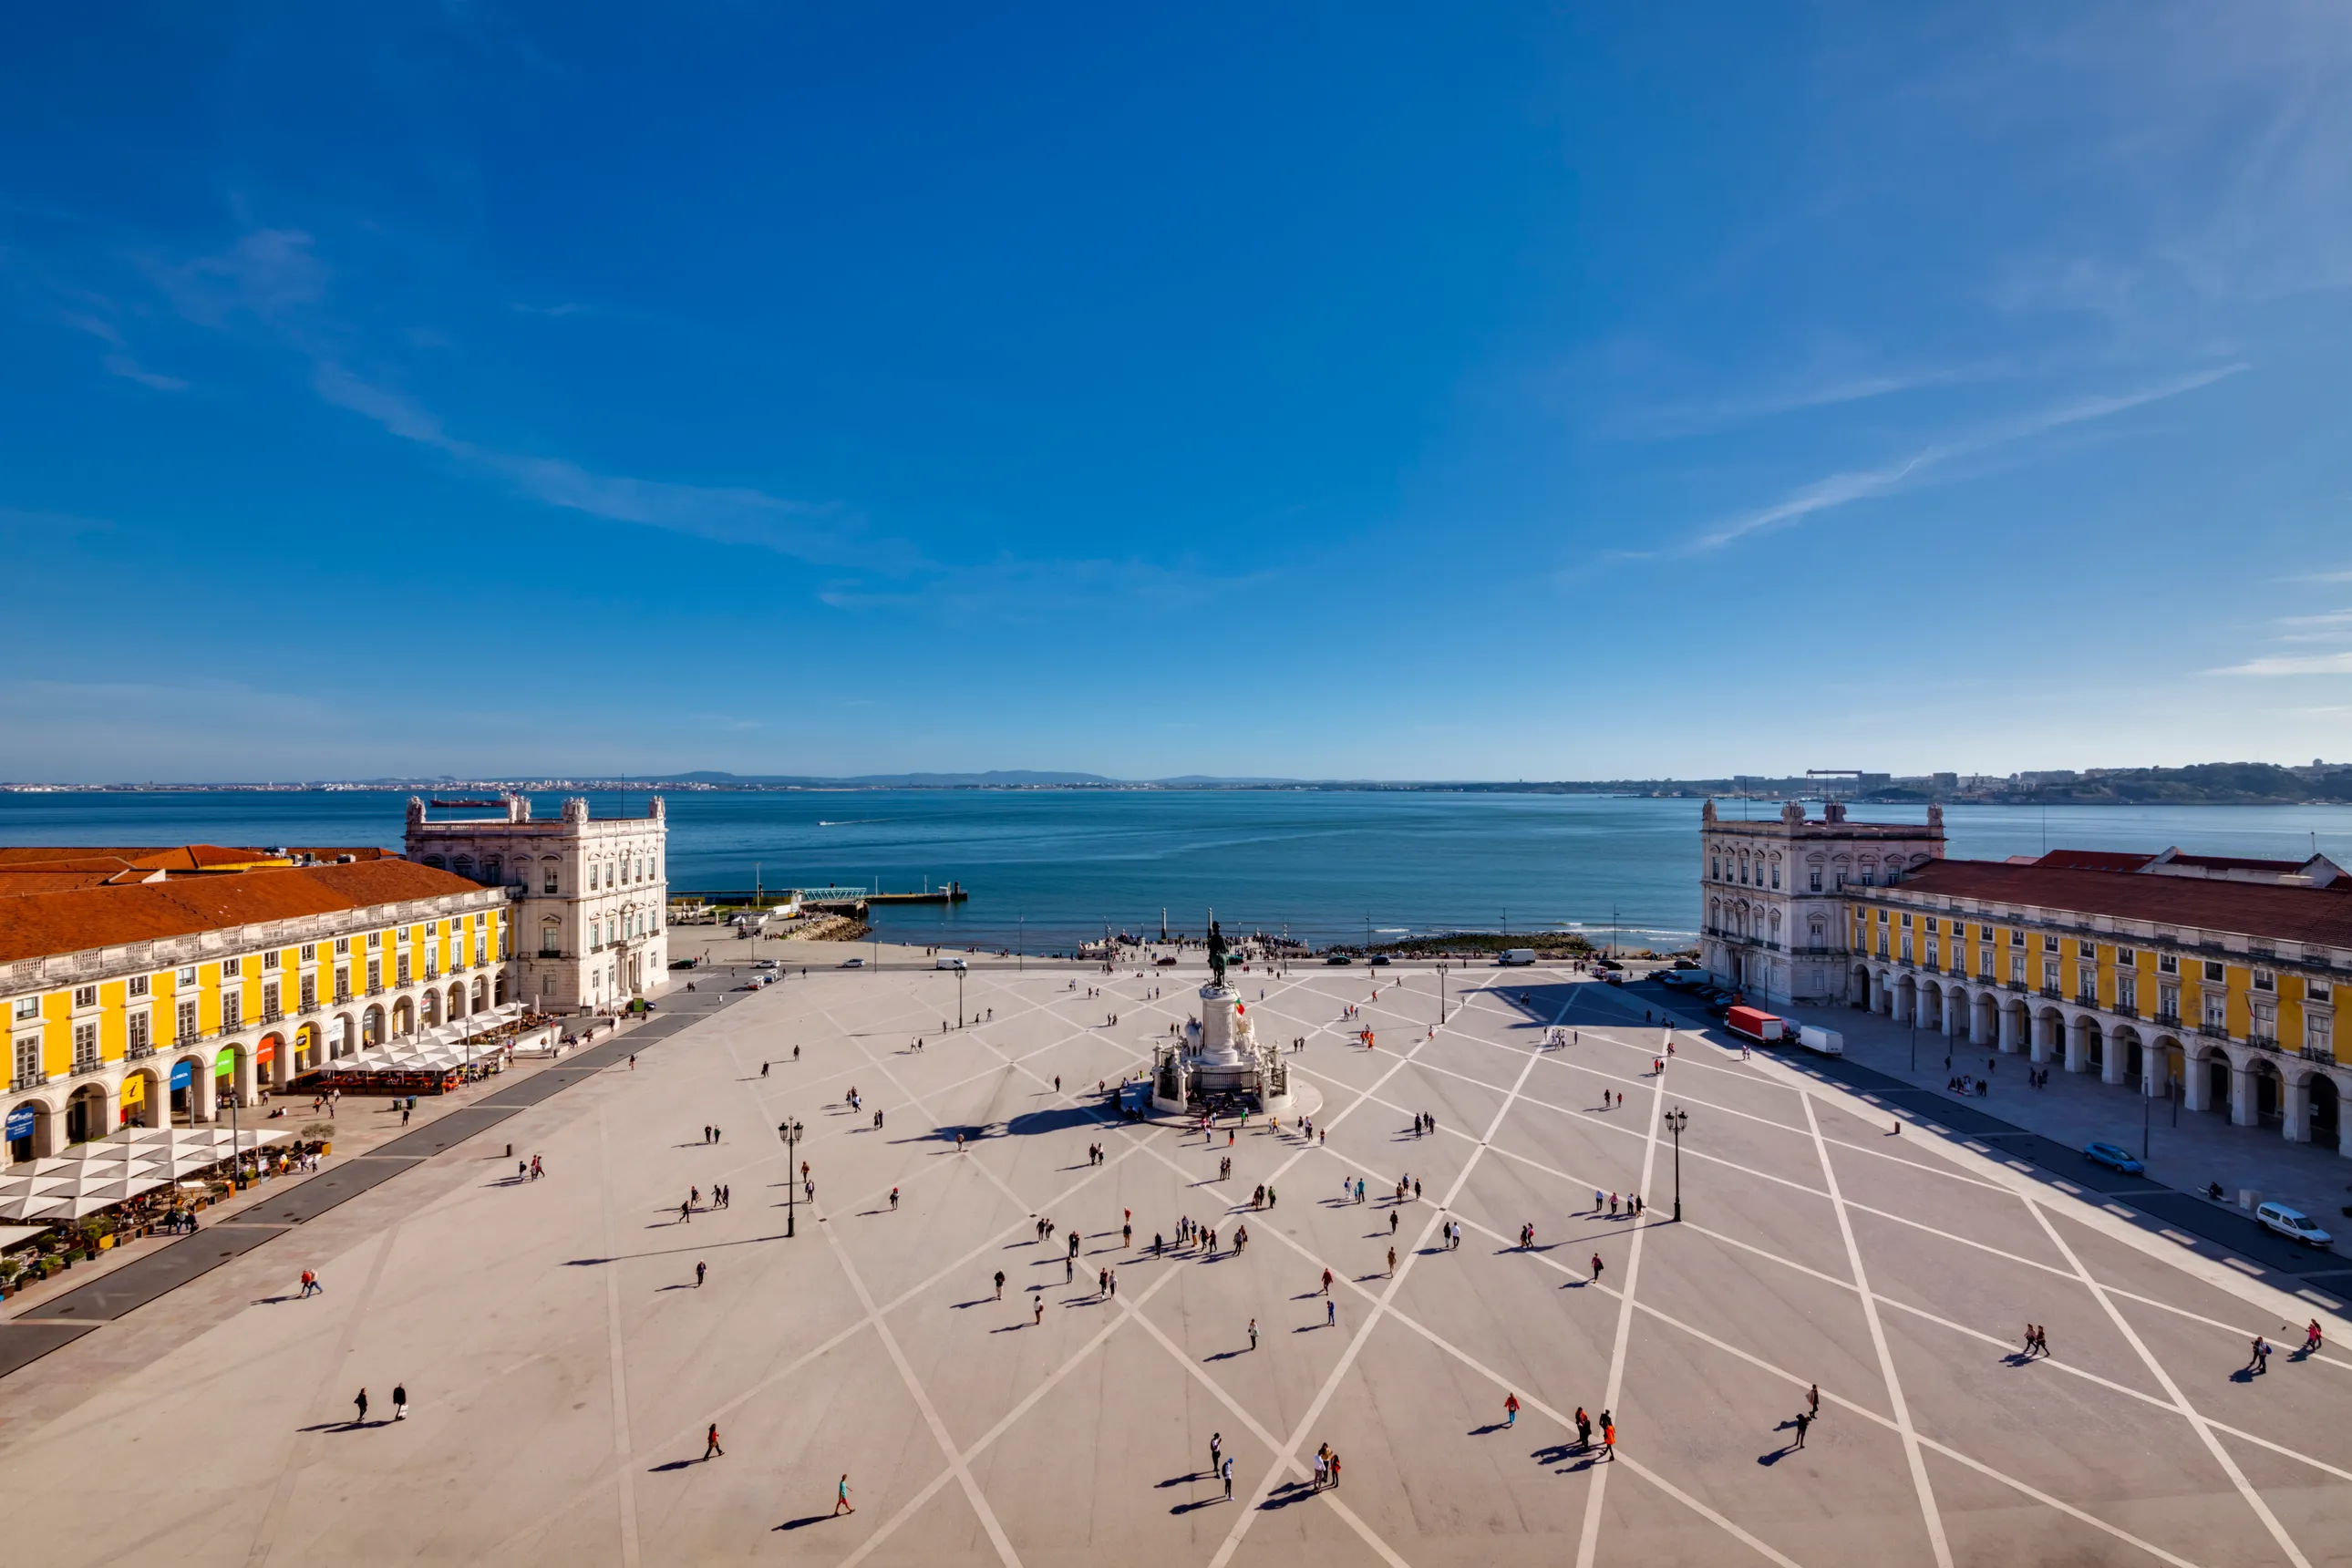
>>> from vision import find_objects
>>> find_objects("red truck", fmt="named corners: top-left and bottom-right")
top-left (1724, 1006), bottom-right (1787, 1045)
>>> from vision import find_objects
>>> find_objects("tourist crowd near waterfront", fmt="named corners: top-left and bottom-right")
top-left (0, 790), bottom-right (2347, 1564)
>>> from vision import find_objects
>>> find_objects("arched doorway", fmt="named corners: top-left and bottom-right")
top-left (392, 996), bottom-right (415, 1036)
top-left (422, 990), bottom-right (442, 1028)
top-left (364, 1005), bottom-right (386, 1046)
top-left (5, 1097), bottom-right (55, 1162)
top-left (449, 984), bottom-right (466, 1020)
top-left (215, 1044), bottom-right (245, 1109)
top-left (2250, 1058), bottom-right (2282, 1122)
top-left (2313, 1075), bottom-right (2342, 1149)
top-left (470, 976), bottom-right (488, 1012)
top-left (2204, 1051), bottom-right (2230, 1113)
top-left (121, 1068), bottom-right (163, 1129)
top-left (65, 1084), bottom-right (108, 1145)
top-left (169, 1057), bottom-right (205, 1123)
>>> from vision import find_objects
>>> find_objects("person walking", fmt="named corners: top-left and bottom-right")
top-left (1807, 1383), bottom-right (1820, 1418)
top-left (696, 1261), bottom-right (707, 1288)
top-left (1387, 1245), bottom-right (1397, 1276)
top-left (393, 1382), bottom-right (408, 1420)
top-left (704, 1423), bottom-right (723, 1460)
top-left (1591, 1252), bottom-right (1604, 1284)
top-left (2245, 1335), bottom-right (2271, 1375)
top-left (994, 1270), bottom-right (1006, 1300)
top-left (1574, 1407), bottom-right (1591, 1450)
top-left (834, 1474), bottom-right (853, 1515)
top-left (1599, 1410), bottom-right (1615, 1460)
top-left (1210, 1431), bottom-right (1222, 1476)
top-left (1326, 1297), bottom-right (1336, 1327)
top-left (1222, 1455), bottom-right (1234, 1501)
top-left (1034, 1295), bottom-right (1045, 1326)
top-left (1322, 1267), bottom-right (1333, 1296)
top-left (1504, 1392), bottom-right (1520, 1428)
top-left (890, 1187), bottom-right (900, 1211)
top-left (353, 1387), bottom-right (369, 1425)
top-left (1249, 1317), bottom-right (1259, 1351)
top-left (1792, 1408), bottom-right (1810, 1449)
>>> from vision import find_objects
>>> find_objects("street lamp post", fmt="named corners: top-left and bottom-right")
top-left (956, 965), bottom-right (965, 1028)
top-left (1663, 1106), bottom-right (1688, 1222)
top-left (779, 1117), bottom-right (804, 1236)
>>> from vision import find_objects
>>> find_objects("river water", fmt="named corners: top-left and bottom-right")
top-left (5, 789), bottom-right (2351, 954)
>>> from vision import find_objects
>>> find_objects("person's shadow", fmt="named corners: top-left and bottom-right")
top-left (774, 1515), bottom-right (832, 1531)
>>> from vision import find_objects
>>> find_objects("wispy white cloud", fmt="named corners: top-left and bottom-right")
top-left (2206, 651), bottom-right (2352, 676)
top-left (1688, 363), bottom-right (2248, 552)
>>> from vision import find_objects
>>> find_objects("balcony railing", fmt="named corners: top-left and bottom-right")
top-left (126, 1044), bottom-right (155, 1061)
top-left (2198, 1022), bottom-right (2231, 1039)
top-left (2154, 1011), bottom-right (2182, 1027)
top-left (2111, 1003), bottom-right (2139, 1020)
top-left (10, 1072), bottom-right (47, 1092)
top-left (2005, 980), bottom-right (2027, 993)
top-left (2039, 986), bottom-right (2062, 1000)
top-left (2300, 1044), bottom-right (2337, 1063)
top-left (2249, 1033), bottom-right (2279, 1052)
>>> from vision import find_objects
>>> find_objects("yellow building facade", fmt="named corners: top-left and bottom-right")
top-left (5, 857), bottom-right (511, 1160)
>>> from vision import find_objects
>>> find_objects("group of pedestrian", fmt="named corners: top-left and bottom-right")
top-left (2020, 1323), bottom-right (2051, 1358)
top-left (349, 1383), bottom-right (408, 1425)
top-left (1311, 1441), bottom-right (1342, 1490)
top-left (1569, 1406), bottom-right (1614, 1460)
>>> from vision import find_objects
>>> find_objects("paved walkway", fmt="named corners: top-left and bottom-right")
top-left (0, 959), bottom-right (2342, 1566)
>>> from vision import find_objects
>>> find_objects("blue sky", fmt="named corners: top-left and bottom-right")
top-left (5, 3), bottom-right (2350, 782)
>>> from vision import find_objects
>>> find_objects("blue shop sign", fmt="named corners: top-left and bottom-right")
top-left (5, 1104), bottom-right (34, 1141)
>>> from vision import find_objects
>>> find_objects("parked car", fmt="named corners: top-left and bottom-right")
top-left (2081, 1141), bottom-right (2144, 1175)
top-left (1326, 954), bottom-right (1354, 965)
top-left (840, 957), bottom-right (865, 968)
top-left (753, 959), bottom-right (779, 971)
top-left (1367, 955), bottom-right (1391, 967)
top-left (667, 957), bottom-right (701, 971)
top-left (1155, 955), bottom-right (1178, 966)
top-left (935, 955), bottom-right (967, 971)
top-left (2256, 1202), bottom-right (2333, 1247)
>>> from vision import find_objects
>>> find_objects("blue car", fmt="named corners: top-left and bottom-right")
top-left (2083, 1141), bottom-right (2144, 1174)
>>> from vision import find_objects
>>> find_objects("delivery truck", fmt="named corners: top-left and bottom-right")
top-left (1798, 1025), bottom-right (1844, 1056)
top-left (1724, 1006), bottom-right (1786, 1045)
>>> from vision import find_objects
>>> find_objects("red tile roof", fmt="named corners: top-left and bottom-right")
top-left (1893, 860), bottom-right (2352, 949)
top-left (0, 844), bottom-right (387, 872)
top-left (2033, 850), bottom-right (2154, 872)
top-left (0, 860), bottom-right (497, 966)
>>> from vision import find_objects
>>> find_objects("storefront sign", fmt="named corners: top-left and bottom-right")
top-left (171, 1059), bottom-right (193, 1088)
top-left (214, 1047), bottom-right (236, 1075)
top-left (120, 1074), bottom-right (145, 1105)
top-left (4, 1105), bottom-right (33, 1141)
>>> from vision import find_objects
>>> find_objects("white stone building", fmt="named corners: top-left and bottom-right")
top-left (406, 795), bottom-right (670, 1015)
top-left (1698, 798), bottom-right (1945, 1006)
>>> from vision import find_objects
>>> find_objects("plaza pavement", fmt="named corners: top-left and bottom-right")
top-left (0, 954), bottom-right (2346, 1567)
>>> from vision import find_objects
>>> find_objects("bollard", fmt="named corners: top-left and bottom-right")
top-left (507, 1143), bottom-right (514, 1158)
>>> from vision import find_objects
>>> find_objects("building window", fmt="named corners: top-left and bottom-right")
top-left (128, 974), bottom-right (150, 998)
top-left (2009, 954), bottom-right (2026, 985)
top-left (1925, 938), bottom-right (1940, 968)
top-left (335, 968), bottom-right (350, 1002)
top-left (544, 866), bottom-right (560, 894)
top-left (73, 1022), bottom-right (99, 1074)
top-left (335, 937), bottom-right (349, 954)
top-left (2253, 970), bottom-right (2275, 992)
top-left (221, 960), bottom-right (242, 984)
top-left (2009, 930), bottom-right (2025, 946)
top-left (2202, 991), bottom-right (2227, 1030)
top-left (2044, 934), bottom-right (2059, 953)
top-left (300, 943), bottom-right (316, 962)
top-left (541, 922), bottom-right (561, 958)
top-left (2043, 960), bottom-right (2060, 991)
top-left (300, 975), bottom-right (316, 1009)
top-left (396, 955), bottom-right (411, 985)
top-left (1809, 871), bottom-right (1821, 892)
top-left (13, 996), bottom-right (37, 1022)
top-left (263, 982), bottom-right (280, 1019)
top-left (366, 960), bottom-right (382, 992)
top-left (367, 933), bottom-right (382, 949)
top-left (177, 1000), bottom-right (198, 1041)
top-left (2114, 947), bottom-right (2135, 968)
top-left (2312, 980), bottom-right (2334, 1003)
top-left (2309, 1014), bottom-right (2334, 1055)
top-left (263, 950), bottom-right (280, 970)
top-left (128, 1012), bottom-right (150, 1053)
top-left (2203, 960), bottom-right (2225, 983)
top-left (2158, 953), bottom-right (2178, 974)
top-left (1900, 934), bottom-right (1914, 963)
top-left (222, 991), bottom-right (242, 1031)
top-left (73, 985), bottom-right (97, 1009)
top-left (1770, 864), bottom-right (1780, 889)
top-left (178, 965), bottom-right (197, 985)
top-left (15, 1037), bottom-right (40, 1086)
top-left (2116, 976), bottom-right (2136, 1013)
top-left (1860, 867), bottom-right (1874, 886)
top-left (2158, 985), bottom-right (2180, 1023)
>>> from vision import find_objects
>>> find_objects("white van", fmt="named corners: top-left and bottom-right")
top-left (935, 955), bottom-right (968, 971)
top-left (1498, 949), bottom-right (1536, 967)
top-left (1799, 1025), bottom-right (1844, 1057)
